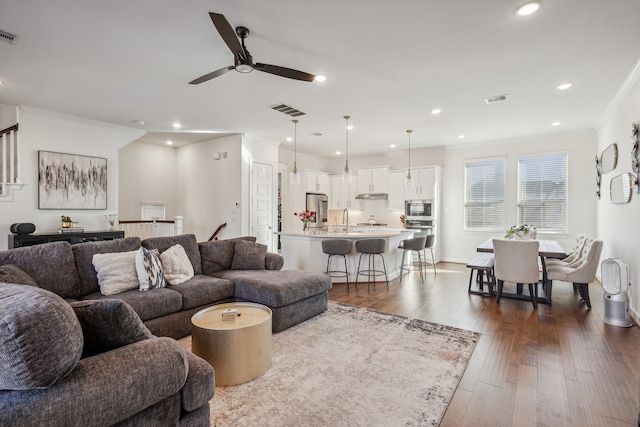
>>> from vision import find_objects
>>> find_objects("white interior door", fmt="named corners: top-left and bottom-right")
top-left (251, 160), bottom-right (274, 251)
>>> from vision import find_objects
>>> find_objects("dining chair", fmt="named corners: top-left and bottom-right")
top-left (545, 233), bottom-right (589, 268)
top-left (546, 238), bottom-right (603, 308)
top-left (492, 238), bottom-right (540, 308)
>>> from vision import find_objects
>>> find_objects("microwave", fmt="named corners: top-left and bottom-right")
top-left (405, 199), bottom-right (433, 220)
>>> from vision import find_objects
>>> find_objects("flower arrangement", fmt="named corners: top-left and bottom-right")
top-left (505, 224), bottom-right (535, 240)
top-left (294, 210), bottom-right (316, 232)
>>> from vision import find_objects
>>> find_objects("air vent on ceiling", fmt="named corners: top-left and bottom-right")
top-left (484, 94), bottom-right (509, 104)
top-left (0, 29), bottom-right (19, 44)
top-left (269, 103), bottom-right (306, 117)
top-left (311, 132), bottom-right (323, 137)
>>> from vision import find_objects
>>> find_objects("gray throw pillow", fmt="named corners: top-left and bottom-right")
top-left (0, 264), bottom-right (37, 287)
top-left (199, 240), bottom-right (236, 274)
top-left (0, 283), bottom-right (83, 390)
top-left (70, 299), bottom-right (154, 358)
top-left (231, 239), bottom-right (267, 270)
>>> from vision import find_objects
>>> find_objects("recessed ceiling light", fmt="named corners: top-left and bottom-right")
top-left (336, 151), bottom-right (341, 155)
top-left (431, 109), bottom-right (442, 115)
top-left (557, 83), bottom-right (572, 90)
top-left (346, 125), bottom-right (354, 130)
top-left (314, 75), bottom-right (326, 82)
top-left (131, 120), bottom-right (145, 125)
top-left (390, 144), bottom-right (396, 148)
top-left (286, 137), bottom-right (292, 142)
top-left (551, 121), bottom-right (561, 126)
top-left (515, 1), bottom-right (542, 16)
top-left (458, 134), bottom-right (466, 139)
top-left (0, 81), bottom-right (4, 85)
top-left (166, 140), bottom-right (173, 145)
top-left (172, 122), bottom-right (181, 129)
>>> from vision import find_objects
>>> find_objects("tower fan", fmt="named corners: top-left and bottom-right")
top-left (601, 258), bottom-right (632, 327)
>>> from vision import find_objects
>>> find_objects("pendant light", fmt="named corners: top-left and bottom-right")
top-left (343, 115), bottom-right (352, 184)
top-left (405, 129), bottom-right (414, 189)
top-left (289, 119), bottom-right (300, 185)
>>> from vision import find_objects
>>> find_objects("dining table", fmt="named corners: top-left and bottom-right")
top-left (476, 238), bottom-right (567, 304)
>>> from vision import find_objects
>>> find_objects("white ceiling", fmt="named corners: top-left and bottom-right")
top-left (2, 0), bottom-right (640, 157)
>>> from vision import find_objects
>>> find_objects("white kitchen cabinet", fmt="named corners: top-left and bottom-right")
top-left (358, 167), bottom-right (388, 194)
top-left (329, 175), bottom-right (359, 210)
top-left (305, 171), bottom-right (328, 194)
top-left (387, 171), bottom-right (405, 210)
top-left (404, 167), bottom-right (436, 199)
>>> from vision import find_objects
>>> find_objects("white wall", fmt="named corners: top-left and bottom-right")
top-left (0, 104), bottom-right (18, 129)
top-left (118, 140), bottom-right (177, 220)
top-left (596, 62), bottom-right (640, 321)
top-left (441, 129), bottom-right (597, 263)
top-left (176, 134), bottom-right (243, 242)
top-left (0, 106), bottom-right (144, 250)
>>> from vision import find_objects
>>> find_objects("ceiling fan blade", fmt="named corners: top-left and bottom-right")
top-left (189, 66), bottom-right (234, 85)
top-left (255, 63), bottom-right (315, 82)
top-left (209, 12), bottom-right (243, 56)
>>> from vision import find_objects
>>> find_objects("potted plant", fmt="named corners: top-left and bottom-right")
top-left (505, 224), bottom-right (535, 240)
top-left (61, 215), bottom-right (73, 229)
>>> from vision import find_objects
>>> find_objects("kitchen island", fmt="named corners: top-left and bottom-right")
top-left (278, 229), bottom-right (415, 285)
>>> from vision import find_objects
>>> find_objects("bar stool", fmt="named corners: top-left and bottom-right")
top-left (321, 239), bottom-right (353, 290)
top-left (423, 234), bottom-right (437, 276)
top-left (398, 235), bottom-right (427, 282)
top-left (355, 238), bottom-right (389, 290)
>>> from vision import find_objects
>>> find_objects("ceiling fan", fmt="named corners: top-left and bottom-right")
top-left (189, 12), bottom-right (317, 85)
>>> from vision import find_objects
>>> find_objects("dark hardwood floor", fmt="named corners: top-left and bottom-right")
top-left (328, 262), bottom-right (640, 427)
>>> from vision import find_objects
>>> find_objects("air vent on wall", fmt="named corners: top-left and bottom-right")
top-left (0, 30), bottom-right (19, 44)
top-left (484, 94), bottom-right (509, 104)
top-left (269, 103), bottom-right (306, 117)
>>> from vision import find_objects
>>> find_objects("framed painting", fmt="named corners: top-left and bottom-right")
top-left (38, 151), bottom-right (107, 209)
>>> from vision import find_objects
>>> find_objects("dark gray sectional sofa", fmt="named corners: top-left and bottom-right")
top-left (0, 233), bottom-right (332, 426)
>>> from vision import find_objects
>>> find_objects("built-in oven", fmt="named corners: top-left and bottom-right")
top-left (405, 199), bottom-right (433, 220)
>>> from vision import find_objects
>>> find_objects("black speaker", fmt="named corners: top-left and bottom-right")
top-left (10, 223), bottom-right (36, 235)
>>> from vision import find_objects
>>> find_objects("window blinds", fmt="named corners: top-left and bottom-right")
top-left (517, 153), bottom-right (567, 232)
top-left (464, 158), bottom-right (505, 230)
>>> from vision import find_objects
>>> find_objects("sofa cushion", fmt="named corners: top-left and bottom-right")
top-left (136, 247), bottom-right (166, 291)
top-left (0, 241), bottom-right (81, 299)
top-left (82, 287), bottom-right (183, 322)
top-left (160, 244), bottom-right (195, 285)
top-left (166, 274), bottom-right (235, 310)
top-left (92, 250), bottom-right (139, 296)
top-left (231, 239), bottom-right (267, 270)
top-left (211, 270), bottom-right (332, 307)
top-left (0, 264), bottom-right (37, 286)
top-left (142, 234), bottom-right (202, 275)
top-left (69, 299), bottom-right (154, 358)
top-left (72, 237), bottom-right (142, 296)
top-left (0, 283), bottom-right (83, 390)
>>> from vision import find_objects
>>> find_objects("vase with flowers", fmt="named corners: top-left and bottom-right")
top-left (294, 210), bottom-right (316, 232)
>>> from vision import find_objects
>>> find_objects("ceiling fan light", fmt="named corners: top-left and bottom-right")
top-left (235, 63), bottom-right (253, 73)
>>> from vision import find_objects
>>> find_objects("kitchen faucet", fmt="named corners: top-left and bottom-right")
top-left (342, 208), bottom-right (349, 233)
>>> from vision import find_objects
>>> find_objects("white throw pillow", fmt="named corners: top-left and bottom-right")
top-left (135, 247), bottom-right (166, 291)
top-left (92, 251), bottom-right (139, 296)
top-left (160, 244), bottom-right (194, 285)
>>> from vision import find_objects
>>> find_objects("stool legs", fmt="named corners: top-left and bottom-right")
top-left (325, 254), bottom-right (350, 291)
top-left (399, 249), bottom-right (424, 283)
top-left (355, 253), bottom-right (389, 290)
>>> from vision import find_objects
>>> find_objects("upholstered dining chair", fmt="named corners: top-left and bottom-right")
top-left (546, 238), bottom-right (603, 308)
top-left (545, 233), bottom-right (589, 268)
top-left (492, 239), bottom-right (540, 309)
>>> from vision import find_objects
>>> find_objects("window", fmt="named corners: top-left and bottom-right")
top-left (141, 202), bottom-right (166, 220)
top-left (464, 158), bottom-right (505, 230)
top-left (517, 153), bottom-right (567, 233)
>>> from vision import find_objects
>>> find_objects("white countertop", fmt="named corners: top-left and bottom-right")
top-left (278, 229), bottom-right (413, 238)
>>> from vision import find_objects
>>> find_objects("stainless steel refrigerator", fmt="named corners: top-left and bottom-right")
top-left (305, 193), bottom-right (328, 229)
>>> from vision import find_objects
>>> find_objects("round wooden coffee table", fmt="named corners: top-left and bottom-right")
top-left (191, 302), bottom-right (272, 386)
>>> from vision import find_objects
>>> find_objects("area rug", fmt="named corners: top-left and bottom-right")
top-left (179, 302), bottom-right (480, 427)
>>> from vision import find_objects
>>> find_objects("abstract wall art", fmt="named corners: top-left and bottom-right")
top-left (38, 151), bottom-right (107, 209)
